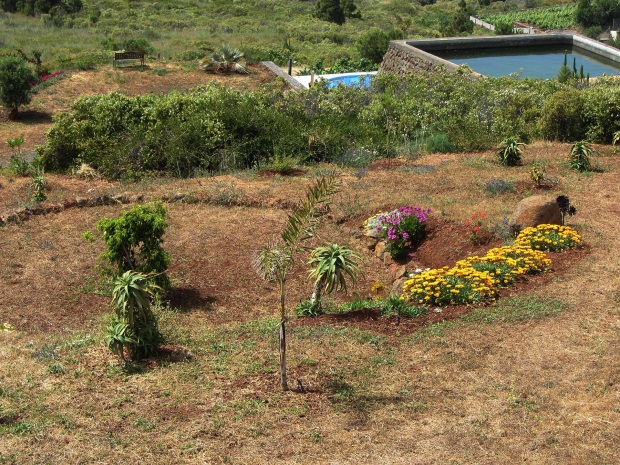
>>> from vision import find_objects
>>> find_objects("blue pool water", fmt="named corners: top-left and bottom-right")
top-left (434, 45), bottom-right (620, 78)
top-left (327, 73), bottom-right (373, 88)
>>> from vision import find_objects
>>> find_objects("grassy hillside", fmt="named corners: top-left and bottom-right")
top-left (0, 0), bottom-right (576, 70)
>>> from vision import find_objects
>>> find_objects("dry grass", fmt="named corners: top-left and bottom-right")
top-left (1, 142), bottom-right (620, 464)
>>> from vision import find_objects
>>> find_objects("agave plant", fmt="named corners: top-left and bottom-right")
top-left (200, 44), bottom-right (248, 74)
top-left (568, 140), bottom-right (594, 172)
top-left (497, 137), bottom-right (526, 166)
top-left (105, 270), bottom-right (162, 362)
top-left (307, 243), bottom-right (362, 311)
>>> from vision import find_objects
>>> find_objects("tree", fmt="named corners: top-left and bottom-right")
top-left (314, 0), bottom-right (345, 25)
top-left (96, 202), bottom-right (171, 289)
top-left (254, 174), bottom-right (340, 391)
top-left (556, 52), bottom-right (573, 83)
top-left (200, 43), bottom-right (248, 74)
top-left (341, 0), bottom-right (361, 19)
top-left (307, 244), bottom-right (362, 310)
top-left (0, 56), bottom-right (37, 119)
top-left (356, 29), bottom-right (391, 64)
top-left (443, 0), bottom-right (473, 36)
top-left (105, 271), bottom-right (162, 362)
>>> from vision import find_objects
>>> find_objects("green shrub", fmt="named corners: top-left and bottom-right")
top-left (538, 87), bottom-right (587, 142)
top-left (356, 29), bottom-right (391, 64)
top-left (496, 137), bottom-right (525, 166)
top-left (8, 155), bottom-right (30, 177)
top-left (30, 172), bottom-right (46, 202)
top-left (494, 19), bottom-right (513, 35)
top-left (96, 203), bottom-right (171, 289)
top-left (379, 295), bottom-right (426, 320)
top-left (581, 81), bottom-right (620, 143)
top-left (0, 56), bottom-right (37, 119)
top-left (294, 299), bottom-right (323, 317)
top-left (314, 0), bottom-right (346, 25)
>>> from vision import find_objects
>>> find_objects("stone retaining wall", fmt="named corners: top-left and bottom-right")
top-left (379, 40), bottom-right (464, 76)
top-left (0, 192), bottom-right (297, 227)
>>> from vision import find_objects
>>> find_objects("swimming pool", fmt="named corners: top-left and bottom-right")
top-left (294, 72), bottom-right (376, 89)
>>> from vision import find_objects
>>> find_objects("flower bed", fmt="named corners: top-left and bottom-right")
top-left (365, 206), bottom-right (431, 260)
top-left (515, 224), bottom-right (582, 251)
top-left (401, 224), bottom-right (581, 307)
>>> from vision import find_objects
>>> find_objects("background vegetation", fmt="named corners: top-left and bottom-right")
top-left (0, 0), bottom-right (589, 71)
top-left (37, 70), bottom-right (620, 179)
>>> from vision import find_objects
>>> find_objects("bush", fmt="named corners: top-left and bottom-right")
top-left (494, 19), bottom-right (513, 35)
top-left (294, 299), bottom-right (323, 317)
top-left (379, 295), bottom-right (426, 319)
top-left (8, 155), bottom-right (31, 176)
top-left (0, 56), bottom-right (37, 118)
top-left (538, 87), bottom-right (587, 142)
top-left (314, 0), bottom-right (345, 24)
top-left (96, 203), bottom-right (171, 289)
top-left (101, 37), bottom-right (154, 53)
top-left (356, 29), bottom-right (393, 64)
top-left (484, 178), bottom-right (514, 195)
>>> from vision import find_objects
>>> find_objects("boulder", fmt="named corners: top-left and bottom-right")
top-left (509, 195), bottom-right (562, 234)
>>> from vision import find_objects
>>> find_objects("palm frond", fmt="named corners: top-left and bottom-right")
top-left (281, 172), bottom-right (340, 247)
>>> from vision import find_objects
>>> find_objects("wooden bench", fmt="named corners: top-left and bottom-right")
top-left (113, 51), bottom-right (146, 68)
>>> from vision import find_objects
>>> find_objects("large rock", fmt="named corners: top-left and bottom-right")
top-left (509, 195), bottom-right (562, 234)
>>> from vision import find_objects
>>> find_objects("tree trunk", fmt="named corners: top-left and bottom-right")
top-left (310, 278), bottom-right (324, 309)
top-left (279, 319), bottom-right (288, 391)
top-left (279, 282), bottom-right (288, 391)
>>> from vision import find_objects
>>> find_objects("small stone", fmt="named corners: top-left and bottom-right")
top-left (364, 235), bottom-right (379, 250)
top-left (391, 278), bottom-right (408, 296)
top-left (363, 228), bottom-right (382, 239)
top-left (76, 197), bottom-right (88, 207)
top-left (433, 308), bottom-right (442, 313)
top-left (375, 241), bottom-right (386, 259)
top-left (388, 264), bottom-right (408, 280)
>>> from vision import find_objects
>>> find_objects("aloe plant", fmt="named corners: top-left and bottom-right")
top-left (568, 140), bottom-right (594, 172)
top-left (105, 271), bottom-right (162, 362)
top-left (497, 137), bottom-right (526, 166)
top-left (307, 243), bottom-right (362, 311)
top-left (200, 44), bottom-right (248, 74)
